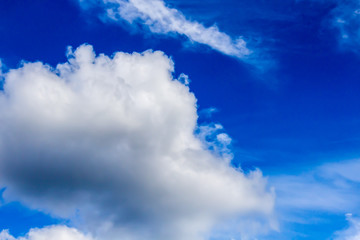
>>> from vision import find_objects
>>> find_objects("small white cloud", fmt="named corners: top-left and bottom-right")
top-left (177, 73), bottom-right (190, 85)
top-left (217, 133), bottom-right (232, 146)
top-left (0, 44), bottom-right (274, 240)
top-left (0, 226), bottom-right (94, 240)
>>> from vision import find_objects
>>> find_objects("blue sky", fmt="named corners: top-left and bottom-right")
top-left (1, 0), bottom-right (360, 239)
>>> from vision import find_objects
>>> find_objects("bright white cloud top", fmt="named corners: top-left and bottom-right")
top-left (80, 0), bottom-right (251, 59)
top-left (0, 45), bottom-right (273, 240)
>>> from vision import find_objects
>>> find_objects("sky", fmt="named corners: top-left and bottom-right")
top-left (0, 0), bottom-right (360, 239)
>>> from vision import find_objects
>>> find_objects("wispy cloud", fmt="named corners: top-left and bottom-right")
top-left (79, 0), bottom-right (251, 59)
top-left (272, 158), bottom-right (360, 214)
top-left (199, 107), bottom-right (218, 119)
top-left (329, 0), bottom-right (360, 52)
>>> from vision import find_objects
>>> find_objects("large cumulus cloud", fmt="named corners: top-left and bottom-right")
top-left (0, 44), bottom-right (274, 240)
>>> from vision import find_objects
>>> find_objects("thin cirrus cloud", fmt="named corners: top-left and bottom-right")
top-left (0, 60), bottom-right (4, 78)
top-left (271, 158), bottom-right (360, 214)
top-left (270, 158), bottom-right (360, 239)
top-left (326, 0), bottom-right (360, 52)
top-left (79, 0), bottom-right (252, 59)
top-left (0, 44), bottom-right (274, 240)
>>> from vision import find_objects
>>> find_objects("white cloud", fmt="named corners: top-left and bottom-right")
top-left (80, 0), bottom-right (251, 59)
top-left (0, 226), bottom-right (94, 240)
top-left (0, 230), bottom-right (14, 240)
top-left (0, 44), bottom-right (274, 240)
top-left (334, 214), bottom-right (360, 240)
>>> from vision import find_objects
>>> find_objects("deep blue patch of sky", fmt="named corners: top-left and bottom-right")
top-left (0, 189), bottom-right (61, 237)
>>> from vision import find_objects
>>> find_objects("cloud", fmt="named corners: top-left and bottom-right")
top-left (199, 107), bottom-right (218, 119)
top-left (271, 158), bottom-right (360, 214)
top-left (329, 0), bottom-right (360, 52)
top-left (196, 124), bottom-right (233, 164)
top-left (334, 214), bottom-right (360, 240)
top-left (269, 158), bottom-right (360, 238)
top-left (79, 0), bottom-right (251, 59)
top-left (0, 44), bottom-right (274, 240)
top-left (0, 225), bottom-right (94, 240)
top-left (319, 158), bottom-right (360, 183)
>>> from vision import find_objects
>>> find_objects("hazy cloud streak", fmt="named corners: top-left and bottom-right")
top-left (80, 0), bottom-right (251, 58)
